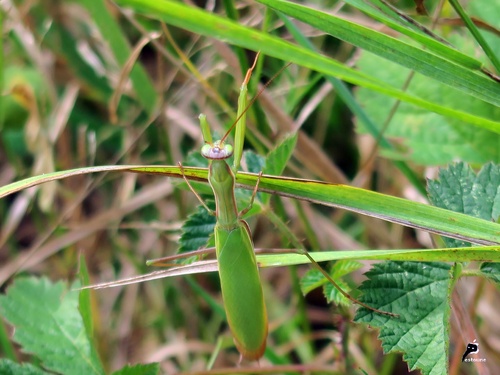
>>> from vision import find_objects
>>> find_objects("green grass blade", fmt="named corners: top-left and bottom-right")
top-left (0, 320), bottom-right (16, 362)
top-left (278, 13), bottom-right (427, 196)
top-left (234, 173), bottom-right (500, 246)
top-left (79, 0), bottom-right (157, 115)
top-left (82, 247), bottom-right (500, 284)
top-left (344, 0), bottom-right (484, 70)
top-left (256, 247), bottom-right (500, 267)
top-left (2, 165), bottom-right (500, 247)
top-left (78, 255), bottom-right (102, 371)
top-left (113, 0), bottom-right (500, 134)
top-left (258, 0), bottom-right (499, 106)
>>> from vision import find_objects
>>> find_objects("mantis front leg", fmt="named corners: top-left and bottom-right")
top-left (177, 161), bottom-right (215, 216)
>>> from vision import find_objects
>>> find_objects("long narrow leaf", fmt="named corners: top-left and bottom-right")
top-left (83, 246), bottom-right (500, 289)
top-left (343, 0), bottom-right (483, 70)
top-left (114, 0), bottom-right (500, 133)
top-left (79, 0), bottom-right (157, 115)
top-left (257, 0), bottom-right (499, 106)
top-left (2, 165), bottom-right (500, 246)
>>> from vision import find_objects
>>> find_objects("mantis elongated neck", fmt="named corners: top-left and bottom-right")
top-left (208, 159), bottom-right (239, 230)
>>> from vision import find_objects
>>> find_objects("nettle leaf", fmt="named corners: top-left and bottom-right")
top-left (427, 162), bottom-right (500, 247)
top-left (324, 260), bottom-right (363, 306)
top-left (184, 150), bottom-right (208, 168)
top-left (0, 277), bottom-right (104, 375)
top-left (323, 279), bottom-right (351, 307)
top-left (330, 259), bottom-right (363, 278)
top-left (480, 263), bottom-right (500, 285)
top-left (179, 204), bottom-right (216, 258)
top-left (355, 262), bottom-right (453, 375)
top-left (244, 150), bottom-right (266, 174)
top-left (111, 363), bottom-right (160, 375)
top-left (0, 359), bottom-right (49, 375)
top-left (300, 268), bottom-right (326, 295)
top-left (301, 261), bottom-right (362, 306)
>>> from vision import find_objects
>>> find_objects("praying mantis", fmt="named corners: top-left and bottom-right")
top-left (145, 54), bottom-right (395, 360)
top-left (176, 57), bottom-right (268, 360)
top-left (70, 53), bottom-right (397, 361)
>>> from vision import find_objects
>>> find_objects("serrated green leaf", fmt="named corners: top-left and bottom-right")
top-left (480, 262), bottom-right (500, 285)
top-left (427, 163), bottom-right (476, 247)
top-left (244, 150), bottom-right (265, 174)
top-left (300, 269), bottom-right (326, 295)
top-left (330, 260), bottom-right (363, 278)
top-left (0, 359), bottom-right (49, 375)
top-left (427, 163), bottom-right (500, 247)
top-left (323, 279), bottom-right (350, 307)
top-left (178, 204), bottom-right (216, 256)
top-left (0, 277), bottom-right (104, 375)
top-left (300, 261), bottom-right (362, 306)
top-left (355, 262), bottom-right (453, 375)
top-left (184, 151), bottom-right (209, 168)
top-left (111, 363), bottom-right (160, 375)
top-left (326, 261), bottom-right (362, 305)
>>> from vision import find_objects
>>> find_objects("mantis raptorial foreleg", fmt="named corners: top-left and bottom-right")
top-left (177, 161), bottom-right (215, 216)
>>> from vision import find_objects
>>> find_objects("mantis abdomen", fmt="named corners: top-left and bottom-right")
top-left (215, 221), bottom-right (267, 360)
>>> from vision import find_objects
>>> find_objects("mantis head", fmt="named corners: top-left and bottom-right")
top-left (201, 140), bottom-right (234, 160)
top-left (199, 113), bottom-right (235, 161)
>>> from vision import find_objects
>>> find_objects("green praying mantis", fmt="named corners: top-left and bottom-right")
top-left (86, 54), bottom-right (396, 361)
top-left (177, 58), bottom-right (268, 360)
top-left (157, 54), bottom-right (395, 360)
